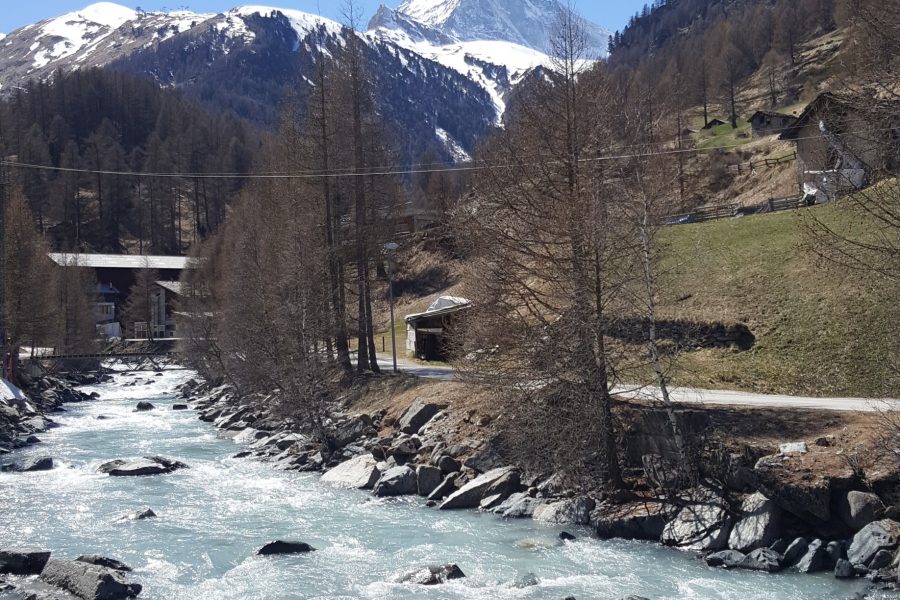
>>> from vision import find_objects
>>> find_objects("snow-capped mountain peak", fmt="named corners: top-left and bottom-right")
top-left (397, 0), bottom-right (462, 27)
top-left (394, 0), bottom-right (609, 55)
top-left (69, 2), bottom-right (137, 29)
top-left (231, 6), bottom-right (344, 37)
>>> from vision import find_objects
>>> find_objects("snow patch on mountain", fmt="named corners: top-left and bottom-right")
top-left (371, 12), bottom-right (552, 121)
top-left (398, 0), bottom-right (462, 27)
top-left (31, 2), bottom-right (137, 69)
top-left (436, 127), bottom-right (471, 162)
top-left (234, 6), bottom-right (344, 38)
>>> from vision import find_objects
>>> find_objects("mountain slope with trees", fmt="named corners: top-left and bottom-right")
top-left (0, 68), bottom-right (258, 253)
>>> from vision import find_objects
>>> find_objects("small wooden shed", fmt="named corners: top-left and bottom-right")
top-left (749, 111), bottom-right (797, 137)
top-left (405, 296), bottom-right (471, 362)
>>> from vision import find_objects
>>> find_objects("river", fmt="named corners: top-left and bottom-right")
top-left (0, 369), bottom-right (870, 599)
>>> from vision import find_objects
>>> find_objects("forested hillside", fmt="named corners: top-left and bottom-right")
top-left (0, 69), bottom-right (258, 253)
top-left (608, 0), bottom-right (839, 125)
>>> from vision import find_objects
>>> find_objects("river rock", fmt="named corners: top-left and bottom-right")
top-left (592, 501), bottom-right (672, 541)
top-left (171, 404), bottom-right (188, 411)
top-left (2, 456), bottom-right (54, 472)
top-left (440, 467), bottom-right (515, 510)
top-left (416, 465), bottom-right (443, 497)
top-left (398, 400), bottom-right (444, 435)
top-left (838, 491), bottom-right (885, 532)
top-left (98, 456), bottom-right (188, 477)
top-left (826, 540), bottom-right (847, 566)
top-left (728, 492), bottom-right (781, 552)
top-left (334, 415), bottom-right (375, 449)
top-left (373, 466), bottom-right (418, 497)
top-left (39, 558), bottom-right (142, 600)
top-left (0, 550), bottom-right (51, 575)
top-left (738, 547), bottom-right (783, 572)
top-left (134, 402), bottom-right (155, 412)
top-left (75, 557), bottom-right (131, 572)
top-left (514, 573), bottom-right (539, 588)
top-left (848, 519), bottom-right (900, 568)
top-left (782, 537), bottom-right (809, 567)
top-left (257, 541), bottom-right (316, 555)
top-left (387, 437), bottom-right (419, 463)
top-left (397, 564), bottom-right (465, 585)
top-left (533, 497), bottom-right (595, 526)
top-left (834, 558), bottom-right (855, 578)
top-left (437, 455), bottom-right (461, 475)
top-left (481, 469), bottom-right (522, 504)
top-left (661, 489), bottom-right (732, 551)
top-left (749, 454), bottom-right (834, 524)
top-left (427, 474), bottom-right (457, 501)
top-left (116, 508), bottom-right (156, 522)
top-left (705, 550), bottom-right (745, 568)
top-left (795, 539), bottom-right (827, 573)
top-left (321, 455), bottom-right (380, 489)
top-left (493, 493), bottom-right (543, 519)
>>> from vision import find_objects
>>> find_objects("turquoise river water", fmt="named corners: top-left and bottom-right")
top-left (0, 369), bottom-right (872, 599)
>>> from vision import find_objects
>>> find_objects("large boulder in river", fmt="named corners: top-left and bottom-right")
top-left (847, 519), bottom-right (900, 568)
top-left (0, 549), bottom-right (51, 575)
top-left (661, 488), bottom-right (732, 551)
top-left (416, 465), bottom-right (443, 497)
top-left (592, 501), bottom-right (672, 541)
top-left (728, 492), bottom-right (781, 552)
top-left (133, 402), bottom-right (155, 412)
top-left (737, 548), bottom-right (783, 572)
top-left (795, 539), bottom-right (827, 573)
top-left (372, 466), bottom-right (418, 497)
top-left (98, 456), bottom-right (188, 477)
top-left (398, 399), bottom-right (445, 435)
top-left (492, 493), bottom-right (543, 519)
top-left (705, 549), bottom-right (745, 568)
top-left (1, 456), bottom-right (54, 472)
top-left (257, 541), bottom-right (316, 555)
top-left (440, 467), bottom-right (516, 510)
top-left (838, 491), bottom-right (885, 532)
top-left (321, 455), bottom-right (380, 489)
top-left (533, 497), bottom-right (595, 526)
top-left (397, 564), bottom-right (465, 585)
top-left (39, 558), bottom-right (142, 599)
top-left (76, 556), bottom-right (132, 572)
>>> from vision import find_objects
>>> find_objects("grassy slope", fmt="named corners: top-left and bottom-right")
top-left (655, 201), bottom-right (899, 397)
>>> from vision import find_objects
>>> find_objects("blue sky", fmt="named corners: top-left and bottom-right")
top-left (0, 2), bottom-right (646, 35)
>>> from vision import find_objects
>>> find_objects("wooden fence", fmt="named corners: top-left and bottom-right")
top-left (663, 194), bottom-right (806, 226)
top-left (726, 152), bottom-right (797, 174)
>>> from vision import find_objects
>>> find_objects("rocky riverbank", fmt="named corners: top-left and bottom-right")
top-left (0, 372), bottom-right (154, 600)
top-left (0, 375), bottom-right (101, 465)
top-left (178, 377), bottom-right (900, 598)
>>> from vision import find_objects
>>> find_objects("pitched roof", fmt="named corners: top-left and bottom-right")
top-left (48, 253), bottom-right (195, 270)
top-left (749, 110), bottom-right (796, 121)
top-left (405, 296), bottom-right (471, 322)
top-left (778, 93), bottom-right (844, 140)
top-left (155, 280), bottom-right (184, 295)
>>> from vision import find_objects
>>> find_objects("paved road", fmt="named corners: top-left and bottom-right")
top-left (365, 353), bottom-right (898, 412)
top-left (610, 384), bottom-right (900, 413)
top-left (351, 352), bottom-right (458, 381)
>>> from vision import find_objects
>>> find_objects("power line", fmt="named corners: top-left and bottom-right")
top-left (0, 126), bottom-right (894, 180)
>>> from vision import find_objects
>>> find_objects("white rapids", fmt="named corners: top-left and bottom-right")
top-left (0, 369), bottom-right (869, 599)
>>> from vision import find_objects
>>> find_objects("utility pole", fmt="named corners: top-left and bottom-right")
top-left (0, 147), bottom-right (8, 380)
top-left (384, 242), bottom-right (399, 374)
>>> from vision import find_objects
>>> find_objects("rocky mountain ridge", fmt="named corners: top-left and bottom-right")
top-left (0, 2), bottom-right (606, 161)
